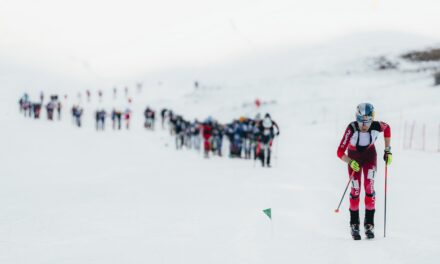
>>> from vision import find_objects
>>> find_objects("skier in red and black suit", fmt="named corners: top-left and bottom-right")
top-left (202, 118), bottom-right (213, 158)
top-left (337, 103), bottom-right (392, 240)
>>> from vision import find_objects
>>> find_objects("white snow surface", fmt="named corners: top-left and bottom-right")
top-left (1, 32), bottom-right (440, 263)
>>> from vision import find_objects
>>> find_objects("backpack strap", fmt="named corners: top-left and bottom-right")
top-left (350, 122), bottom-right (358, 132)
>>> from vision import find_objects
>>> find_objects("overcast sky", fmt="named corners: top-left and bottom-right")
top-left (1, 0), bottom-right (440, 82)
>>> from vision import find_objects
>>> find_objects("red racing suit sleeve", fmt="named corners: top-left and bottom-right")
top-left (380, 121), bottom-right (391, 138)
top-left (337, 124), bottom-right (354, 159)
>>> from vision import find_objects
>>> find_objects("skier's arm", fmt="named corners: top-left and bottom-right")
top-left (385, 137), bottom-right (391, 149)
top-left (273, 121), bottom-right (280, 136)
top-left (337, 125), bottom-right (354, 164)
top-left (380, 121), bottom-right (391, 147)
top-left (378, 121), bottom-right (392, 164)
top-left (341, 154), bottom-right (351, 164)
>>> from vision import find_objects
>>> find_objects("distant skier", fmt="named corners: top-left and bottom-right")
top-left (98, 90), bottom-right (103, 102)
top-left (72, 105), bottom-right (83, 127)
top-left (86, 90), bottom-right (91, 102)
top-left (95, 109), bottom-right (106, 130)
top-left (160, 108), bottom-right (168, 129)
top-left (33, 103), bottom-right (42, 119)
top-left (57, 101), bottom-right (62, 120)
top-left (337, 103), bottom-right (392, 240)
top-left (144, 107), bottom-right (156, 130)
top-left (190, 119), bottom-right (201, 150)
top-left (18, 97), bottom-right (24, 113)
top-left (46, 102), bottom-right (55, 120)
top-left (211, 121), bottom-right (224, 156)
top-left (256, 113), bottom-right (280, 167)
top-left (110, 109), bottom-right (123, 130)
top-left (113, 87), bottom-right (117, 99)
top-left (174, 116), bottom-right (186, 149)
top-left (168, 110), bottom-right (176, 135)
top-left (124, 108), bottom-right (131, 129)
top-left (95, 110), bottom-right (100, 130)
top-left (250, 114), bottom-right (262, 159)
top-left (19, 94), bottom-right (31, 117)
top-left (111, 109), bottom-right (118, 130)
top-left (202, 118), bottom-right (213, 158)
top-left (225, 120), bottom-right (242, 158)
top-left (137, 82), bottom-right (142, 94)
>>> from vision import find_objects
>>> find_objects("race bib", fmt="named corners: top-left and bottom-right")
top-left (367, 168), bottom-right (376, 180)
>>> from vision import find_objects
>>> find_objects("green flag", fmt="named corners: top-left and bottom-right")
top-left (263, 208), bottom-right (272, 220)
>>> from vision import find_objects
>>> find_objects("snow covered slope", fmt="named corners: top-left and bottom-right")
top-left (1, 32), bottom-right (440, 264)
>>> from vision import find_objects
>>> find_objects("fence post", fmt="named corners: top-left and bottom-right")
top-left (438, 123), bottom-right (440, 152)
top-left (422, 123), bottom-right (426, 151)
top-left (403, 121), bottom-right (408, 149)
top-left (409, 121), bottom-right (416, 150)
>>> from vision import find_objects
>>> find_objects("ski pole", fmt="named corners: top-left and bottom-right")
top-left (334, 170), bottom-right (356, 213)
top-left (384, 164), bottom-right (388, 238)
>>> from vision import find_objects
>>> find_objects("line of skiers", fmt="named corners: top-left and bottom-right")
top-left (18, 94), bottom-right (280, 167)
top-left (82, 87), bottom-right (137, 102)
top-left (159, 108), bottom-right (280, 167)
top-left (19, 93), bottom-right (62, 120)
top-left (94, 109), bottom-right (132, 130)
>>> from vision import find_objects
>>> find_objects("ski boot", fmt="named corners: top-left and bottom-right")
top-left (364, 224), bottom-right (375, 239)
top-left (364, 209), bottom-right (375, 239)
top-left (350, 210), bottom-right (361, 240)
top-left (350, 224), bottom-right (361, 240)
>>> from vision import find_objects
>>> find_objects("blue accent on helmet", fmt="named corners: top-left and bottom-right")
top-left (356, 103), bottom-right (375, 123)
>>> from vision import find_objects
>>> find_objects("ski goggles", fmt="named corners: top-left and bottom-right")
top-left (356, 115), bottom-right (373, 126)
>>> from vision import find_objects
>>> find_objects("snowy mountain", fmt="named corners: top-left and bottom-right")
top-left (1, 31), bottom-right (440, 264)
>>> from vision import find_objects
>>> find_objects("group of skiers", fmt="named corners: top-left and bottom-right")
top-left (94, 109), bottom-right (131, 131)
top-left (18, 93), bottom-right (62, 120)
top-left (157, 108), bottom-right (280, 167)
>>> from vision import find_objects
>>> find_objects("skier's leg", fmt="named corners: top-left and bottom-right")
top-left (266, 145), bottom-right (272, 167)
top-left (261, 144), bottom-right (267, 167)
top-left (363, 163), bottom-right (377, 212)
top-left (348, 166), bottom-right (362, 219)
top-left (363, 162), bottom-right (377, 238)
top-left (347, 166), bottom-right (362, 240)
top-left (175, 136), bottom-right (179, 150)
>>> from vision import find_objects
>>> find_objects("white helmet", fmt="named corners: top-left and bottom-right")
top-left (356, 103), bottom-right (375, 125)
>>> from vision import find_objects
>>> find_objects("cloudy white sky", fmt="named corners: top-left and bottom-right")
top-left (1, 0), bottom-right (440, 83)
